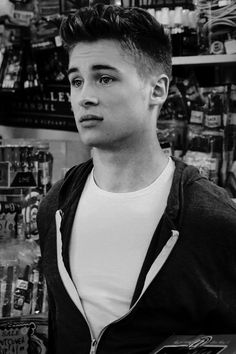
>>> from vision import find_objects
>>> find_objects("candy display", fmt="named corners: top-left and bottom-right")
top-left (0, 139), bottom-right (51, 353)
top-left (0, 202), bottom-right (47, 319)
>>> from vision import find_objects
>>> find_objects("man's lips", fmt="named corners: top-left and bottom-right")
top-left (79, 114), bottom-right (103, 123)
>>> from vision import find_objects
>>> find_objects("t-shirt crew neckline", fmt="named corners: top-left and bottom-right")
top-left (90, 157), bottom-right (174, 199)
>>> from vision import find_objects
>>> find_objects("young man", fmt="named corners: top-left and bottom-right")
top-left (37, 4), bottom-right (236, 354)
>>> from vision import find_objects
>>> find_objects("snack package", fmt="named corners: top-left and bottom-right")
top-left (0, 47), bottom-right (23, 92)
top-left (0, 314), bottom-right (48, 354)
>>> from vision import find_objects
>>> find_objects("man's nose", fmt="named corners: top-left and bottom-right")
top-left (79, 96), bottom-right (99, 107)
top-left (78, 85), bottom-right (99, 107)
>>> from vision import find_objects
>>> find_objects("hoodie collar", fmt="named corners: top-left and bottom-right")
top-left (58, 157), bottom-right (203, 227)
top-left (59, 158), bottom-right (93, 212)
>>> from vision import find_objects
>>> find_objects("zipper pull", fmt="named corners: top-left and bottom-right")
top-left (90, 339), bottom-right (97, 354)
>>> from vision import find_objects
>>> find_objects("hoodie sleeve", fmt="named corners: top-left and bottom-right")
top-left (36, 179), bottom-right (63, 353)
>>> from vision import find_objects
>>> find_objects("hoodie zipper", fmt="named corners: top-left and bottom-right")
top-left (88, 279), bottom-right (158, 354)
top-left (90, 339), bottom-right (97, 354)
top-left (58, 209), bottom-right (179, 354)
top-left (88, 300), bottom-right (139, 354)
top-left (87, 227), bottom-right (178, 354)
top-left (59, 210), bottom-right (98, 354)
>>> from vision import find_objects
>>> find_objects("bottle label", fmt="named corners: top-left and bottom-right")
top-left (207, 157), bottom-right (218, 171)
top-left (39, 161), bottom-right (50, 185)
top-left (16, 279), bottom-right (29, 291)
top-left (190, 110), bottom-right (204, 124)
top-left (14, 294), bottom-right (25, 310)
top-left (205, 114), bottom-right (221, 128)
top-left (162, 147), bottom-right (172, 157)
top-left (229, 113), bottom-right (236, 125)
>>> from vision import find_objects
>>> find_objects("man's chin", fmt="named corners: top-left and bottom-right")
top-left (79, 136), bottom-right (106, 149)
top-left (78, 132), bottom-right (124, 151)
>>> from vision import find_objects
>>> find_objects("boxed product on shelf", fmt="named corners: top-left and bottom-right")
top-left (0, 161), bottom-right (38, 189)
top-left (0, 142), bottom-right (53, 194)
top-left (150, 334), bottom-right (236, 353)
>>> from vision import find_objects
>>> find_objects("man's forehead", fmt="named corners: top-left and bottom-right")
top-left (70, 39), bottom-right (123, 58)
top-left (68, 41), bottom-right (135, 73)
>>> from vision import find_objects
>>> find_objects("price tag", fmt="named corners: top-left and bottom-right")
top-left (225, 39), bottom-right (236, 55)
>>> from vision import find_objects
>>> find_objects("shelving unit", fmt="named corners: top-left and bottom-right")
top-left (172, 54), bottom-right (236, 86)
top-left (172, 54), bottom-right (236, 66)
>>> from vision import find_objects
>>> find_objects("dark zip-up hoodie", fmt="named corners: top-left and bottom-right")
top-left (37, 157), bottom-right (236, 354)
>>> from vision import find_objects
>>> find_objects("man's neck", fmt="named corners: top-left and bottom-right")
top-left (92, 143), bottom-right (168, 193)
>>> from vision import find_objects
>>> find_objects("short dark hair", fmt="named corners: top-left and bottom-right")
top-left (60, 4), bottom-right (172, 79)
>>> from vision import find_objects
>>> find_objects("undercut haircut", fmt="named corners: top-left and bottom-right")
top-left (60, 4), bottom-right (172, 79)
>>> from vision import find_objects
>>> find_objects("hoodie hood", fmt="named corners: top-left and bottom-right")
top-left (59, 159), bottom-right (93, 210)
top-left (165, 157), bottom-right (204, 228)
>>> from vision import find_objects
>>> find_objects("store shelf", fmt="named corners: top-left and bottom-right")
top-left (172, 54), bottom-right (236, 66)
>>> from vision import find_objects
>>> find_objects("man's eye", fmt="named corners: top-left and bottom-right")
top-left (99, 76), bottom-right (113, 85)
top-left (71, 78), bottom-right (83, 87)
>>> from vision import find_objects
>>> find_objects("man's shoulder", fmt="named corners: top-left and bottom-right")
top-left (38, 179), bottom-right (63, 214)
top-left (38, 159), bottom-right (92, 212)
top-left (37, 179), bottom-right (64, 240)
top-left (37, 159), bottom-right (93, 225)
top-left (171, 158), bottom-right (236, 215)
top-left (184, 176), bottom-right (236, 223)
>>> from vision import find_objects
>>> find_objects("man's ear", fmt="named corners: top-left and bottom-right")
top-left (150, 74), bottom-right (169, 106)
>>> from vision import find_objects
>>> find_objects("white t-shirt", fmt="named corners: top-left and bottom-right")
top-left (69, 157), bottom-right (175, 338)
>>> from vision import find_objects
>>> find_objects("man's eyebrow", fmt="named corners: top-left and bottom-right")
top-left (67, 64), bottom-right (119, 76)
top-left (67, 67), bottom-right (78, 76)
top-left (92, 64), bottom-right (119, 72)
